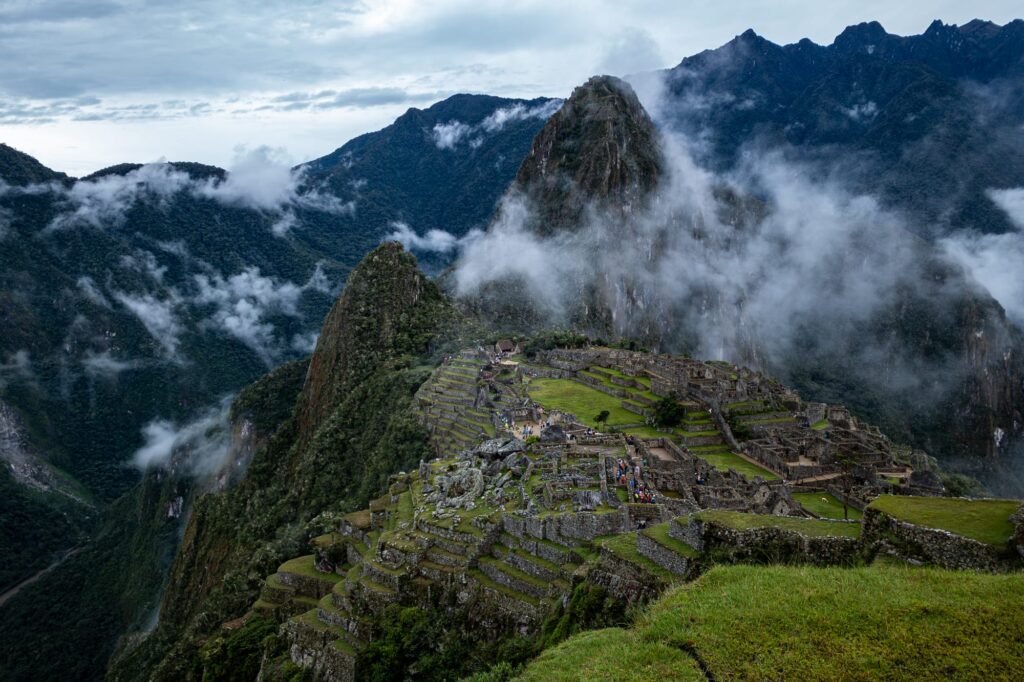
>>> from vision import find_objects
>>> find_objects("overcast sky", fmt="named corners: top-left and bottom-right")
top-left (1, 0), bottom-right (1020, 176)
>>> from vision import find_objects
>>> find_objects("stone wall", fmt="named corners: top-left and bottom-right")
top-left (675, 517), bottom-right (862, 567)
top-left (862, 507), bottom-right (1018, 571)
top-left (636, 533), bottom-right (697, 577)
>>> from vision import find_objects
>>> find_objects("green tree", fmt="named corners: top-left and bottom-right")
top-left (653, 394), bottom-right (684, 428)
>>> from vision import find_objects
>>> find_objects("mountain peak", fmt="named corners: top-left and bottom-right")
top-left (513, 75), bottom-right (662, 234)
top-left (0, 143), bottom-right (68, 186)
top-left (833, 21), bottom-right (891, 51)
top-left (297, 242), bottom-right (452, 441)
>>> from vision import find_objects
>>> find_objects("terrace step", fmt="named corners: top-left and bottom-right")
top-left (477, 557), bottom-right (549, 600)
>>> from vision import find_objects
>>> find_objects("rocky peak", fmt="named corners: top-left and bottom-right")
top-left (297, 242), bottom-right (451, 441)
top-left (513, 75), bottom-right (662, 234)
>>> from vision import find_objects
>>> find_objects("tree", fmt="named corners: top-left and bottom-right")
top-left (653, 394), bottom-right (684, 428)
top-left (835, 452), bottom-right (858, 521)
top-left (594, 410), bottom-right (610, 425)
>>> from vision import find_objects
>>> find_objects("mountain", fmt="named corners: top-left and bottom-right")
top-left (453, 72), bottom-right (1024, 487)
top-left (0, 94), bottom-right (552, 681)
top-left (657, 19), bottom-right (1024, 238)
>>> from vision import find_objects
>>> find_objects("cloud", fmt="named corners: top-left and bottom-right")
top-left (192, 264), bottom-right (330, 363)
top-left (939, 188), bottom-right (1024, 324)
top-left (77, 276), bottom-right (111, 307)
top-left (32, 146), bottom-right (354, 236)
top-left (597, 27), bottom-right (666, 76)
top-left (113, 291), bottom-right (184, 358)
top-left (432, 120), bottom-right (474, 149)
top-left (431, 99), bottom-right (562, 149)
top-left (197, 146), bottom-right (298, 211)
top-left (47, 163), bottom-right (193, 231)
top-left (452, 86), bottom-right (976, 408)
top-left (0, 350), bottom-right (35, 391)
top-left (130, 397), bottom-right (232, 477)
top-left (385, 220), bottom-right (470, 253)
top-left (82, 351), bottom-right (142, 378)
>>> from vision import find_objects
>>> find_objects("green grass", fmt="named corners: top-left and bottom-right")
top-left (642, 522), bottom-right (698, 558)
top-left (519, 565), bottom-right (1024, 681)
top-left (696, 451), bottom-right (779, 481)
top-left (622, 425), bottom-right (674, 439)
top-left (527, 378), bottom-right (641, 428)
top-left (868, 495), bottom-right (1021, 547)
top-left (277, 555), bottom-right (343, 582)
top-left (597, 533), bottom-right (679, 581)
top-left (692, 510), bottom-right (861, 538)
top-left (811, 419), bottom-right (830, 430)
top-left (516, 628), bottom-right (704, 681)
top-left (793, 492), bottom-right (863, 520)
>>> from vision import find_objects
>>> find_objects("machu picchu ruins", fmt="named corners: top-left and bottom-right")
top-left (247, 343), bottom-right (1024, 681)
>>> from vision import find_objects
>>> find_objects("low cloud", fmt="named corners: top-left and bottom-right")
top-left (197, 146), bottom-right (298, 211)
top-left (32, 146), bottom-right (354, 236)
top-left (431, 99), bottom-right (561, 150)
top-left (193, 264), bottom-right (330, 363)
top-left (77, 276), bottom-right (112, 307)
top-left (385, 221), bottom-right (469, 253)
top-left (0, 350), bottom-right (35, 391)
top-left (113, 291), bottom-right (183, 358)
top-left (940, 188), bottom-right (1024, 324)
top-left (131, 398), bottom-right (232, 477)
top-left (82, 351), bottom-right (142, 378)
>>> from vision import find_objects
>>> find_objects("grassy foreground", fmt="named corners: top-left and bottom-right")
top-left (516, 565), bottom-right (1024, 681)
top-left (868, 495), bottom-right (1020, 547)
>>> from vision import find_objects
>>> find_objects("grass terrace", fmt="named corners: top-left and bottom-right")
top-left (696, 451), bottom-right (779, 481)
top-left (692, 510), bottom-right (861, 538)
top-left (868, 495), bottom-right (1020, 547)
top-left (517, 628), bottom-right (704, 681)
top-left (519, 565), bottom-right (1024, 681)
top-left (793, 491), bottom-right (863, 520)
top-left (527, 378), bottom-right (641, 428)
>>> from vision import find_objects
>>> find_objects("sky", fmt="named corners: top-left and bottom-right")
top-left (1, 0), bottom-right (1021, 176)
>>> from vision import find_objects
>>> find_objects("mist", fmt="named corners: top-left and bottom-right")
top-left (131, 397), bottom-right (233, 478)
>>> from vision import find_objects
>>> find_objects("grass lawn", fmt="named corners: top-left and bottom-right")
top-left (516, 628), bottom-right (704, 681)
top-left (693, 510), bottom-right (861, 538)
top-left (527, 378), bottom-right (640, 428)
top-left (597, 532), bottom-right (679, 581)
top-left (643, 522), bottom-right (698, 557)
top-left (519, 565), bottom-right (1024, 681)
top-left (793, 492), bottom-right (863, 520)
top-left (277, 555), bottom-right (343, 582)
top-left (868, 495), bottom-right (1021, 547)
top-left (697, 451), bottom-right (779, 481)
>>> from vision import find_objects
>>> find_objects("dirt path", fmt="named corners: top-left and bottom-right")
top-left (0, 546), bottom-right (83, 609)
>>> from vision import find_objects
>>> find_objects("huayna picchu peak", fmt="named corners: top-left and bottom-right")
top-left (2, 11), bottom-right (1024, 682)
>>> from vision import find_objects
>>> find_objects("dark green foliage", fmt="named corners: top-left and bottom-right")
top-left (0, 472), bottom-right (188, 682)
top-left (0, 466), bottom-right (93, 593)
top-left (653, 394), bottom-right (685, 428)
top-left (230, 359), bottom-right (310, 435)
top-left (521, 331), bottom-right (592, 358)
top-left (595, 410), bottom-right (610, 424)
top-left (537, 583), bottom-right (629, 650)
top-left (199, 616), bottom-right (280, 682)
top-left (356, 605), bottom-right (476, 681)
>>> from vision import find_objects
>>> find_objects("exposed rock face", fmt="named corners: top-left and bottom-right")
top-left (513, 75), bottom-right (663, 234)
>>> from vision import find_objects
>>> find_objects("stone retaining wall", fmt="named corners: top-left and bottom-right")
top-left (862, 507), bottom-right (1016, 571)
top-left (636, 533), bottom-right (696, 577)
top-left (673, 517), bottom-right (861, 566)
